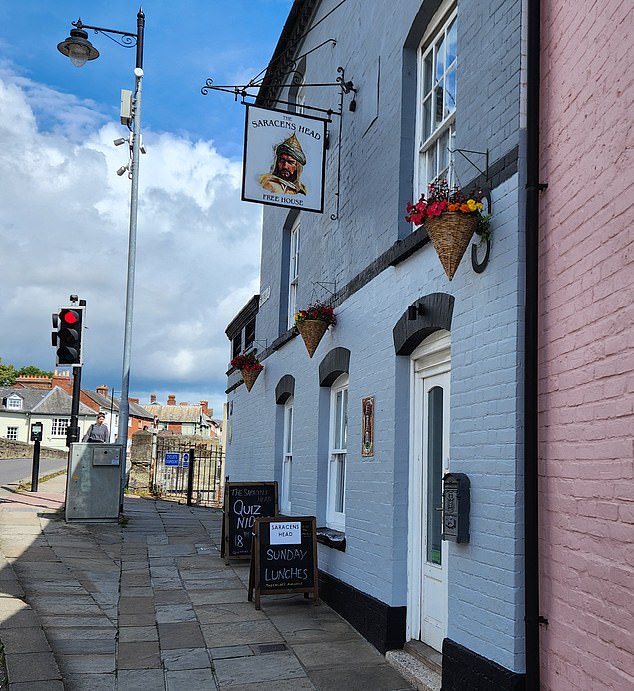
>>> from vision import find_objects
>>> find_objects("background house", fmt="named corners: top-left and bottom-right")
top-left (144, 394), bottom-right (215, 438)
top-left (13, 371), bottom-right (155, 445)
top-left (537, 0), bottom-right (634, 689)
top-left (0, 386), bottom-right (95, 450)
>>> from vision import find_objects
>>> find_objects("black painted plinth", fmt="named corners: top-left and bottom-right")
top-left (441, 638), bottom-right (526, 691)
top-left (318, 570), bottom-right (406, 653)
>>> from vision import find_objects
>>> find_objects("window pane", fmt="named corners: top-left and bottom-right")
top-left (438, 130), bottom-right (450, 177)
top-left (342, 389), bottom-right (348, 450)
top-left (285, 406), bottom-right (293, 453)
top-left (427, 386), bottom-right (443, 565)
top-left (423, 95), bottom-right (432, 142)
top-left (434, 83), bottom-right (444, 128)
top-left (244, 319), bottom-right (255, 352)
top-left (232, 334), bottom-right (241, 359)
top-left (446, 19), bottom-right (457, 66)
top-left (427, 150), bottom-right (436, 185)
top-left (445, 67), bottom-right (456, 117)
top-left (423, 51), bottom-right (433, 96)
top-left (288, 221), bottom-right (300, 328)
top-left (435, 35), bottom-right (445, 81)
top-left (334, 390), bottom-right (343, 447)
top-left (335, 453), bottom-right (346, 513)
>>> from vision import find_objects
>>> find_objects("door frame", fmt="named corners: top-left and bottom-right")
top-left (407, 330), bottom-right (451, 647)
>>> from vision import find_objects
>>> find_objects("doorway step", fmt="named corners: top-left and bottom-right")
top-left (386, 640), bottom-right (441, 691)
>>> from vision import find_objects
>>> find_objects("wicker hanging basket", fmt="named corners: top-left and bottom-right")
top-left (424, 212), bottom-right (478, 280)
top-left (296, 319), bottom-right (329, 358)
top-left (240, 367), bottom-right (262, 392)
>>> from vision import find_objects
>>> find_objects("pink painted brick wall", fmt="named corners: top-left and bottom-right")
top-left (538, 1), bottom-right (634, 689)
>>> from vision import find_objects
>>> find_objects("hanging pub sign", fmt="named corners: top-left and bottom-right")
top-left (241, 104), bottom-right (327, 213)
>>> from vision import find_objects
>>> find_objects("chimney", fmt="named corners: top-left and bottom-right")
top-left (167, 395), bottom-right (176, 406)
top-left (52, 370), bottom-right (72, 393)
top-left (200, 400), bottom-right (209, 416)
top-left (129, 397), bottom-right (139, 404)
top-left (150, 393), bottom-right (156, 404)
top-left (96, 385), bottom-right (109, 397)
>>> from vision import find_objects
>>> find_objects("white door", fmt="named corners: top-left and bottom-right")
top-left (408, 333), bottom-right (450, 652)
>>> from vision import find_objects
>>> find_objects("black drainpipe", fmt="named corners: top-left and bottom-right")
top-left (525, 0), bottom-right (546, 688)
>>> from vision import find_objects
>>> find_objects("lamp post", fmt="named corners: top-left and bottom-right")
top-left (58, 9), bottom-right (145, 511)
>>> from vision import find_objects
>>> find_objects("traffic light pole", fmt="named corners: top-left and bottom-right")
top-left (66, 366), bottom-right (82, 447)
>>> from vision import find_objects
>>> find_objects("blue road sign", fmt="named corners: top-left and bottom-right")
top-left (164, 452), bottom-right (180, 467)
top-left (182, 452), bottom-right (189, 468)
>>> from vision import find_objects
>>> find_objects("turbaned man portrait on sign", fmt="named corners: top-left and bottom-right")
top-left (241, 104), bottom-right (326, 213)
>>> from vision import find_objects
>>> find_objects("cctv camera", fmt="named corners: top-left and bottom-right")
top-left (116, 165), bottom-right (128, 176)
top-left (113, 137), bottom-right (127, 146)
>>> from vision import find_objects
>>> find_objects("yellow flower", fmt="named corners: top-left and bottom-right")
top-left (467, 199), bottom-right (478, 211)
top-left (476, 202), bottom-right (484, 210)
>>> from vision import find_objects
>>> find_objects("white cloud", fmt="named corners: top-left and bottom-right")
top-left (0, 69), bottom-right (262, 407)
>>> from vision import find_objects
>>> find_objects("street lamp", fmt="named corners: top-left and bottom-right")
top-left (58, 9), bottom-right (145, 511)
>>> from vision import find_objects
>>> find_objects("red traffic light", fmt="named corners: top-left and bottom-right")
top-left (61, 310), bottom-right (80, 325)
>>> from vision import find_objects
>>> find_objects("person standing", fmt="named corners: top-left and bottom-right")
top-left (82, 412), bottom-right (109, 443)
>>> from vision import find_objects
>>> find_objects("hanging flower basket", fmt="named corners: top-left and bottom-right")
top-left (424, 212), bottom-right (478, 281)
top-left (230, 352), bottom-right (263, 392)
top-left (240, 367), bottom-right (262, 392)
top-left (406, 180), bottom-right (491, 281)
top-left (294, 302), bottom-right (336, 358)
top-left (296, 319), bottom-right (329, 358)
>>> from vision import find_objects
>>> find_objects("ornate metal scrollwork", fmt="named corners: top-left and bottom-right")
top-left (73, 19), bottom-right (138, 49)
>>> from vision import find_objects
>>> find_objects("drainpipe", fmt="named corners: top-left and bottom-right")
top-left (524, 0), bottom-right (545, 687)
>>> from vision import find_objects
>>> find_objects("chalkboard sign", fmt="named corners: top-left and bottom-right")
top-left (248, 516), bottom-right (319, 609)
top-left (222, 482), bottom-right (278, 563)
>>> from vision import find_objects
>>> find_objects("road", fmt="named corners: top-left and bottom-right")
top-left (0, 457), bottom-right (67, 487)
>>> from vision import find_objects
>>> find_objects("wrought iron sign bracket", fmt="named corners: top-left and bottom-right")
top-left (448, 147), bottom-right (492, 275)
top-left (201, 67), bottom-right (356, 120)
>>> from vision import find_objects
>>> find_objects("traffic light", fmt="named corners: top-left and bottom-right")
top-left (52, 306), bottom-right (84, 366)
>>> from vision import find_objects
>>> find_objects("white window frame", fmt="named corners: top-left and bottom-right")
top-left (414, 4), bottom-right (458, 200)
top-left (6, 426), bottom-right (18, 441)
top-left (6, 395), bottom-right (23, 410)
top-left (280, 397), bottom-right (294, 515)
top-left (52, 418), bottom-right (69, 437)
top-left (287, 217), bottom-right (300, 330)
top-left (327, 374), bottom-right (348, 531)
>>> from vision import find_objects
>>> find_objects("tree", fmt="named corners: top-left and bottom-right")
top-left (0, 358), bottom-right (17, 386)
top-left (0, 359), bottom-right (53, 386)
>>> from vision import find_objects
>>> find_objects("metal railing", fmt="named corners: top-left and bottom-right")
top-left (153, 437), bottom-right (224, 507)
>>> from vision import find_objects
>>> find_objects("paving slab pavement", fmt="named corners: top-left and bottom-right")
top-left (0, 472), bottom-right (414, 690)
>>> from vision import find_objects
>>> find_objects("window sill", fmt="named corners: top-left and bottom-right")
top-left (316, 527), bottom-right (346, 551)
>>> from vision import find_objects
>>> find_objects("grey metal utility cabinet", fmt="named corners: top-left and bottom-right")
top-left (65, 443), bottom-right (122, 521)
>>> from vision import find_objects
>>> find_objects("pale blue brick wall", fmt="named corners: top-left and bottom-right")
top-left (227, 0), bottom-right (526, 674)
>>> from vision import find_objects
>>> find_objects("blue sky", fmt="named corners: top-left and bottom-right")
top-left (0, 0), bottom-right (293, 418)
top-left (1, 0), bottom-right (292, 154)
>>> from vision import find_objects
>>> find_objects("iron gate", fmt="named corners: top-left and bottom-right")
top-left (153, 437), bottom-right (224, 507)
